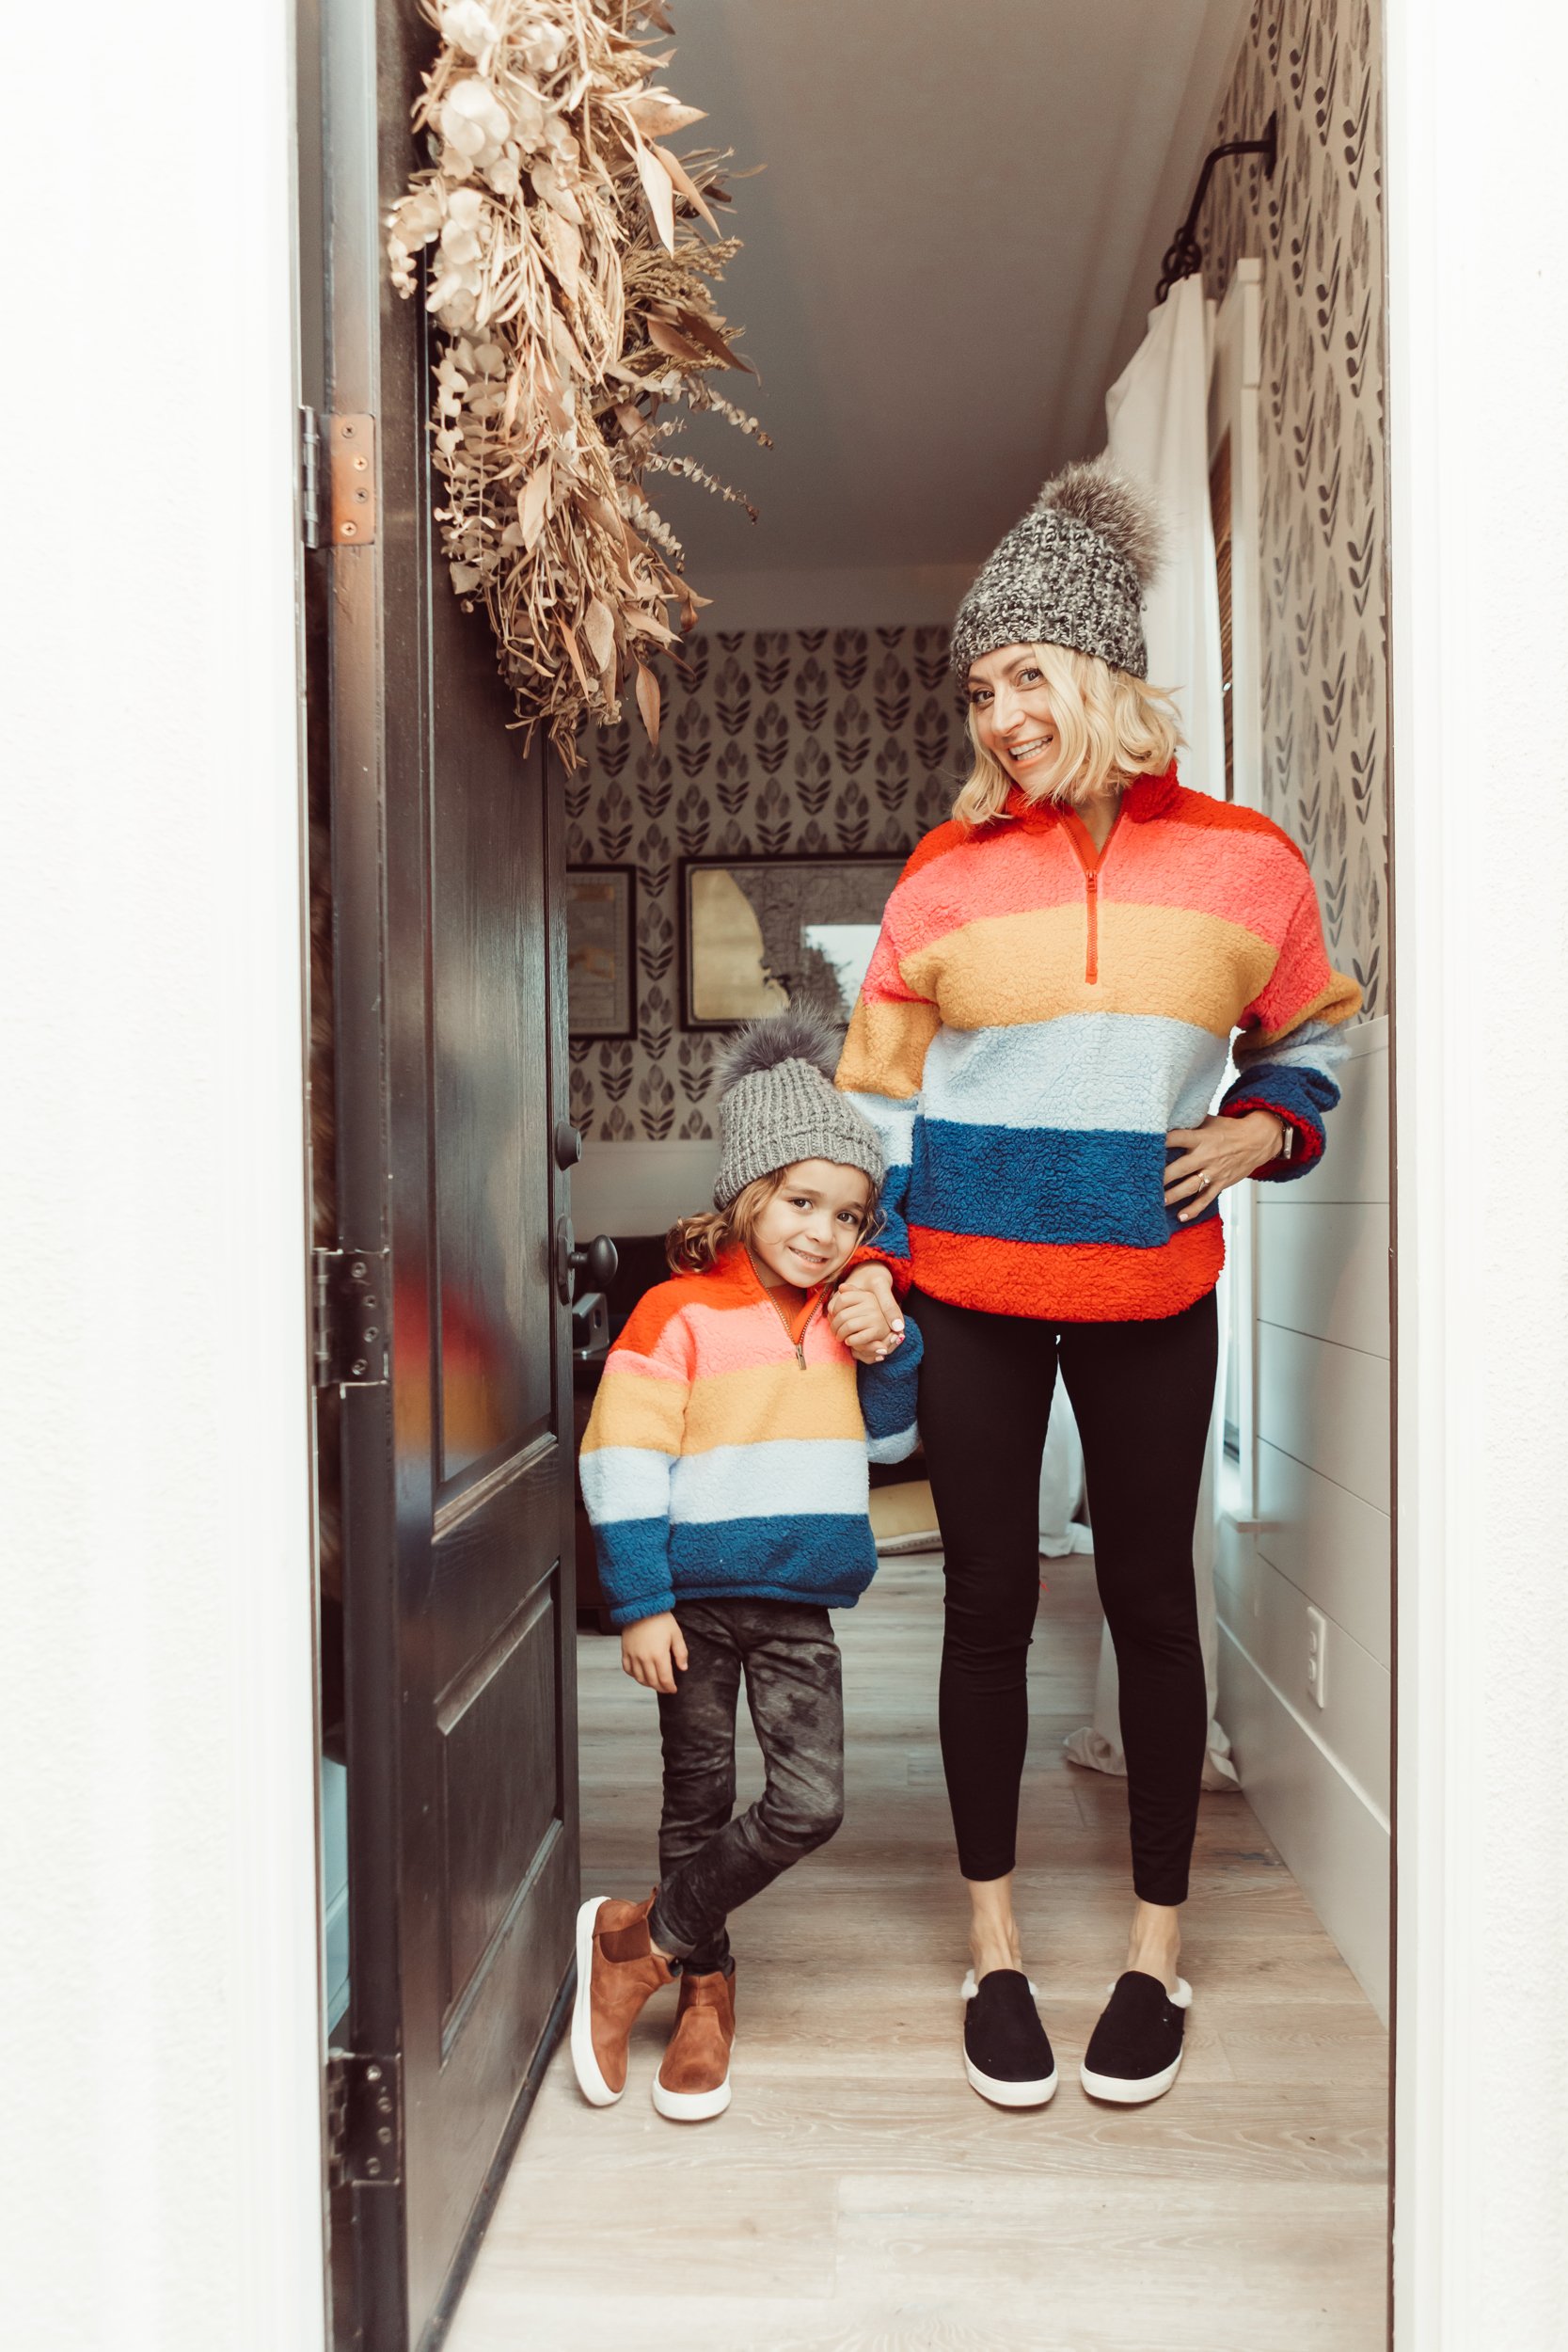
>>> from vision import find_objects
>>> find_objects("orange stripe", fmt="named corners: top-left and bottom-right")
top-left (909, 1221), bottom-right (1225, 1324)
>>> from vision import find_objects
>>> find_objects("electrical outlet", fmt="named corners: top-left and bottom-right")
top-left (1306, 1605), bottom-right (1328, 1709)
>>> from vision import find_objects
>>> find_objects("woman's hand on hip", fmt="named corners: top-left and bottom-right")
top-left (828, 1263), bottom-right (904, 1362)
top-left (1164, 1110), bottom-right (1287, 1219)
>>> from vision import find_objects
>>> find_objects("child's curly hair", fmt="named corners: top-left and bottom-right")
top-left (666, 1169), bottom-right (880, 1276)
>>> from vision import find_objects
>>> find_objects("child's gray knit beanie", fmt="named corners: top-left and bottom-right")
top-left (712, 1005), bottom-right (884, 1209)
top-left (949, 454), bottom-right (1163, 683)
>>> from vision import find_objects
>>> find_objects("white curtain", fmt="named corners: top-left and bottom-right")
top-left (1057, 272), bottom-right (1239, 1791)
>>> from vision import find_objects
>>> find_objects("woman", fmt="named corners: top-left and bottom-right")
top-left (828, 458), bottom-right (1358, 2108)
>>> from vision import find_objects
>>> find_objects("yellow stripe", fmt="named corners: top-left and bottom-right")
top-left (1246, 970), bottom-right (1363, 1049)
top-left (581, 1368), bottom-right (686, 1457)
top-left (839, 993), bottom-right (940, 1099)
top-left (683, 1360), bottom-right (862, 1454)
top-left (901, 903), bottom-right (1277, 1038)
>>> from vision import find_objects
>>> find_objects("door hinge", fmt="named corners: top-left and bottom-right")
top-left (328, 412), bottom-right (377, 546)
top-left (313, 1247), bottom-right (389, 1389)
top-left (325, 2050), bottom-right (403, 2189)
top-left (300, 405), bottom-right (323, 550)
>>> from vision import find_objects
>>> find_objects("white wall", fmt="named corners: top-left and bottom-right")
top-left (1216, 1021), bottom-right (1390, 2018)
top-left (1, 4), bottom-right (325, 2349)
top-left (692, 564), bottom-right (975, 630)
top-left (1387, 1), bottom-right (1568, 2344)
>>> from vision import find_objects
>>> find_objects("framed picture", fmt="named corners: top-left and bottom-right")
top-left (565, 866), bottom-right (638, 1039)
top-left (678, 854), bottom-right (902, 1030)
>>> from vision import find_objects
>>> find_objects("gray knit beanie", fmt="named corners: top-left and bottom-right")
top-left (949, 455), bottom-right (1163, 682)
top-left (712, 1004), bottom-right (884, 1209)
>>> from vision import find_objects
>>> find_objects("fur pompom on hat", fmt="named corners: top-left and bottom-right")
top-left (712, 1003), bottom-right (884, 1209)
top-left (949, 454), bottom-right (1164, 683)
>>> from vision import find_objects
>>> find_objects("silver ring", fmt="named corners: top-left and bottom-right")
top-left (1196, 1173), bottom-right (1210, 1191)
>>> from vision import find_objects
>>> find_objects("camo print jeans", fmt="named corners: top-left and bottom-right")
top-left (647, 1597), bottom-right (846, 1972)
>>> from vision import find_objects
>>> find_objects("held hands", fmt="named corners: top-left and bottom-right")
top-left (620, 1611), bottom-right (689, 1695)
top-left (1164, 1110), bottom-right (1288, 1220)
top-left (827, 1263), bottom-right (905, 1364)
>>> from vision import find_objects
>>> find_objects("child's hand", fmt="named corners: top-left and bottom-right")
top-left (620, 1612), bottom-right (689, 1695)
top-left (829, 1265), bottom-right (905, 1362)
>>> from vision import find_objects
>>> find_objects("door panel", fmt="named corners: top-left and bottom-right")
top-left (431, 674), bottom-right (553, 1483)
top-left (318, 0), bottom-right (580, 2339)
top-left (439, 1581), bottom-right (562, 2018)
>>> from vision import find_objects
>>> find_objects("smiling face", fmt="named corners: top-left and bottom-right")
top-left (747, 1160), bottom-right (873, 1292)
top-left (965, 643), bottom-right (1064, 786)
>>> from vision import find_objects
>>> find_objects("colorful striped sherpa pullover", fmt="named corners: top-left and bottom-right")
top-left (836, 764), bottom-right (1361, 1324)
top-left (578, 1247), bottom-right (923, 1629)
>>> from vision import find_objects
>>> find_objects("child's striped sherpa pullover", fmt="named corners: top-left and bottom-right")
top-left (837, 765), bottom-right (1360, 1324)
top-left (578, 1247), bottom-right (923, 1629)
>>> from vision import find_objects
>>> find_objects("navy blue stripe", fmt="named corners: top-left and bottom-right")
top-left (594, 1517), bottom-right (676, 1625)
top-left (909, 1121), bottom-right (1199, 1247)
top-left (670, 1514), bottom-right (878, 1601)
top-left (857, 1317), bottom-right (923, 1454)
top-left (1221, 1061), bottom-right (1338, 1179)
top-left (867, 1166), bottom-right (912, 1264)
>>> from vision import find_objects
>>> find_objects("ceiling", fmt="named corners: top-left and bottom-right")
top-left (656, 0), bottom-right (1248, 602)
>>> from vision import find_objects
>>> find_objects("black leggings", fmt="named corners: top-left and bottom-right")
top-left (911, 1286), bottom-right (1217, 1906)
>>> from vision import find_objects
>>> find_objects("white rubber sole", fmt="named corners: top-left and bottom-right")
top-left (1079, 2051), bottom-right (1182, 2104)
top-left (1079, 1975), bottom-right (1193, 2106)
top-left (964, 2055), bottom-right (1059, 2108)
top-left (569, 1897), bottom-right (621, 2106)
top-left (959, 1970), bottom-right (1057, 2107)
top-left (651, 2070), bottom-right (733, 2122)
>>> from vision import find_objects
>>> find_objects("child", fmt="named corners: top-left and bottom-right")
top-left (572, 1006), bottom-right (921, 2122)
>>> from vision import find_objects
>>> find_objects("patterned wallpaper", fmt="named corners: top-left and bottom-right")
top-left (566, 627), bottom-right (958, 1140)
top-left (568, 0), bottom-right (1389, 1144)
top-left (1201, 0), bottom-right (1387, 1015)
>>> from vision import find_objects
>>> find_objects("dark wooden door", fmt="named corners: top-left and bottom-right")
top-left (317, 0), bottom-right (579, 2339)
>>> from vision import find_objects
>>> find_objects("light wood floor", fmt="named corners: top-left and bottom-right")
top-left (449, 1555), bottom-right (1389, 2352)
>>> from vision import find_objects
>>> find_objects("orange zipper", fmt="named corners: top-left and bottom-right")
top-left (1063, 808), bottom-right (1122, 984)
top-left (758, 1271), bottom-right (821, 1369)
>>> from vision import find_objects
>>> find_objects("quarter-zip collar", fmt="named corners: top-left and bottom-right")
top-left (1000, 758), bottom-right (1181, 831)
top-left (719, 1243), bottom-right (828, 1366)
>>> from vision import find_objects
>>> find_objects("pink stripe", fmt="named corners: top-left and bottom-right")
top-left (885, 829), bottom-right (1085, 962)
top-left (607, 1337), bottom-right (692, 1385)
top-left (1102, 822), bottom-right (1305, 943)
top-left (678, 1297), bottom-right (852, 1375)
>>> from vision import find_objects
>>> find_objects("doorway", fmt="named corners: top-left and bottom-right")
top-left (303, 0), bottom-right (1395, 2344)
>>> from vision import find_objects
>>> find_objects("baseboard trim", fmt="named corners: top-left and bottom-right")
top-left (1218, 1612), bottom-right (1390, 1833)
top-left (1218, 1623), bottom-right (1390, 2020)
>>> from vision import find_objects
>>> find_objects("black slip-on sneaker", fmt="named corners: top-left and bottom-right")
top-left (1080, 1969), bottom-right (1193, 2104)
top-left (959, 1967), bottom-right (1058, 2108)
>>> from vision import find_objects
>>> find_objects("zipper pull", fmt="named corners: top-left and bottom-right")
top-left (796, 1341), bottom-right (806, 1370)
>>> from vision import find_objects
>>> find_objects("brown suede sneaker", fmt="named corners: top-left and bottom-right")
top-left (651, 1963), bottom-right (736, 2122)
top-left (569, 1893), bottom-right (676, 2106)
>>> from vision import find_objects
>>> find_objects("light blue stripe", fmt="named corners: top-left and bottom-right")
top-left (670, 1439), bottom-right (869, 1526)
top-left (1240, 1016), bottom-right (1350, 1074)
top-left (842, 1089), bottom-right (918, 1167)
top-left (578, 1446), bottom-right (673, 1524)
top-left (922, 1014), bottom-right (1227, 1136)
top-left (867, 1422), bottom-right (920, 1465)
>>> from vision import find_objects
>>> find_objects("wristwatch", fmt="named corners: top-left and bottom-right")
top-left (1279, 1120), bottom-right (1293, 1163)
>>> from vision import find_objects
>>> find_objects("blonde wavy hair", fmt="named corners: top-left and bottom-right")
top-left (667, 1168), bottom-right (879, 1277)
top-left (953, 641), bottom-right (1182, 829)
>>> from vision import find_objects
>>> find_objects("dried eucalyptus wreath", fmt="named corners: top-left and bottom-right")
top-left (387, 0), bottom-right (764, 762)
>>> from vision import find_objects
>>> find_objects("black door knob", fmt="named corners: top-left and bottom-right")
top-left (553, 1219), bottom-right (618, 1304)
top-left (575, 1233), bottom-right (619, 1288)
top-left (553, 1120), bottom-right (583, 1170)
